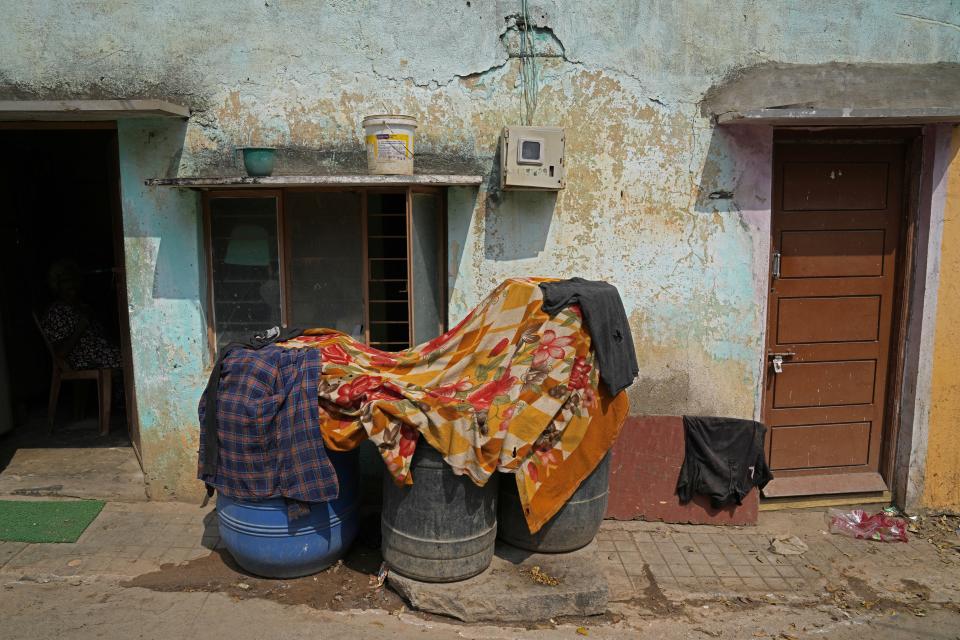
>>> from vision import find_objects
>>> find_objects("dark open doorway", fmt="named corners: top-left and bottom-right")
top-left (0, 124), bottom-right (144, 501)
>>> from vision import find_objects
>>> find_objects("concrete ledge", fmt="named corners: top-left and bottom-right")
top-left (144, 174), bottom-right (484, 188)
top-left (702, 62), bottom-right (960, 123)
top-left (716, 107), bottom-right (960, 126)
top-left (0, 99), bottom-right (189, 120)
top-left (387, 541), bottom-right (608, 622)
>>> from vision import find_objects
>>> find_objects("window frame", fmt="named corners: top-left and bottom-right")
top-left (202, 188), bottom-right (286, 354)
top-left (201, 186), bottom-right (447, 356)
top-left (407, 186), bottom-right (448, 346)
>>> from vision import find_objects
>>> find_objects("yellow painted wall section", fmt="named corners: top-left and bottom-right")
top-left (923, 126), bottom-right (960, 512)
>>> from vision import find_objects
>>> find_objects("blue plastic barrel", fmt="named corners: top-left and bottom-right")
top-left (216, 449), bottom-right (360, 578)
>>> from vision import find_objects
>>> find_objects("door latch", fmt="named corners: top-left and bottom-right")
top-left (769, 351), bottom-right (796, 374)
top-left (772, 251), bottom-right (781, 280)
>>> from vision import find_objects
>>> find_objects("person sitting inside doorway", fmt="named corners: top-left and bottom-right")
top-left (41, 259), bottom-right (121, 370)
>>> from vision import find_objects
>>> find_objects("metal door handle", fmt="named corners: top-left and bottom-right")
top-left (769, 352), bottom-right (796, 374)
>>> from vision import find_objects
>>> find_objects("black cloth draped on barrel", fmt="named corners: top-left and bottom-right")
top-left (538, 278), bottom-right (639, 396)
top-left (676, 416), bottom-right (772, 508)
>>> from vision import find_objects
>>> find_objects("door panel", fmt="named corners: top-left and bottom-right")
top-left (769, 422), bottom-right (871, 470)
top-left (763, 140), bottom-right (906, 495)
top-left (781, 161), bottom-right (889, 210)
top-left (779, 230), bottom-right (885, 277)
top-left (772, 360), bottom-right (876, 408)
top-left (777, 296), bottom-right (880, 344)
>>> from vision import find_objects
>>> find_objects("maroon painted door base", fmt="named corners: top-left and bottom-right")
top-left (606, 416), bottom-right (759, 526)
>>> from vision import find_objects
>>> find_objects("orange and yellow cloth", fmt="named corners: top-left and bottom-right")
top-left (281, 277), bottom-right (628, 533)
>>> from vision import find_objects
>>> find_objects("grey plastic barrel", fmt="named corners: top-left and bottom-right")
top-left (381, 442), bottom-right (498, 582)
top-left (498, 452), bottom-right (611, 553)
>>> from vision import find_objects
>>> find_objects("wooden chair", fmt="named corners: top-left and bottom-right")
top-left (32, 310), bottom-right (114, 436)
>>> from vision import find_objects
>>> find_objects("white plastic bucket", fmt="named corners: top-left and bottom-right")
top-left (363, 114), bottom-right (417, 175)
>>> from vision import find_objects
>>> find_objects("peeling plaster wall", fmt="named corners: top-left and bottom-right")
top-left (3, 1), bottom-right (958, 498)
top-left (116, 118), bottom-right (208, 500)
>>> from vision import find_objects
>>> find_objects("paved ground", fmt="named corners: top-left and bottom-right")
top-left (0, 502), bottom-right (215, 578)
top-left (0, 416), bottom-right (145, 502)
top-left (1, 500), bottom-right (958, 639)
top-left (600, 509), bottom-right (960, 605)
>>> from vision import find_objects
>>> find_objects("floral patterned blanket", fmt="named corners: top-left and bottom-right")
top-left (282, 277), bottom-right (628, 533)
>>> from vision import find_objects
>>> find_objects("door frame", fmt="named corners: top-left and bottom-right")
top-left (762, 127), bottom-right (923, 496)
top-left (0, 121), bottom-right (142, 465)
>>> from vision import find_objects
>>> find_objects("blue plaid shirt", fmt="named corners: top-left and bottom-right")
top-left (198, 345), bottom-right (339, 504)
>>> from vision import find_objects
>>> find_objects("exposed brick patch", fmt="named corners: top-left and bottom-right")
top-left (606, 416), bottom-right (758, 525)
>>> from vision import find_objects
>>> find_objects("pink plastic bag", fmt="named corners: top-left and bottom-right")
top-left (827, 509), bottom-right (908, 542)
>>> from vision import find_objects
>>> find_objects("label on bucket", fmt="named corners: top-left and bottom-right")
top-left (366, 133), bottom-right (411, 161)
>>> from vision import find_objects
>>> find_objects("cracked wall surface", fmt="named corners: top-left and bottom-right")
top-left (2, 0), bottom-right (958, 499)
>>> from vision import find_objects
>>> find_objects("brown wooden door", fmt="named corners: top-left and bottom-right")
top-left (761, 138), bottom-right (907, 497)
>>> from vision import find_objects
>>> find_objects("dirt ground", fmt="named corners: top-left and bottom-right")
top-left (118, 530), bottom-right (960, 638)
top-left (126, 542), bottom-right (403, 613)
top-left (124, 543), bottom-right (621, 630)
top-left (5, 575), bottom-right (959, 640)
top-left (909, 512), bottom-right (960, 564)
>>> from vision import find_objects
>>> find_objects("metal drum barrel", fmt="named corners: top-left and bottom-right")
top-left (381, 442), bottom-right (498, 582)
top-left (217, 449), bottom-right (360, 578)
top-left (497, 452), bottom-right (610, 553)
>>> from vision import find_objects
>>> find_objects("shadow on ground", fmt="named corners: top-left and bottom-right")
top-left (124, 539), bottom-right (402, 612)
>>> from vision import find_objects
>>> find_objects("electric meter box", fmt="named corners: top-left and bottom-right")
top-left (500, 126), bottom-right (566, 190)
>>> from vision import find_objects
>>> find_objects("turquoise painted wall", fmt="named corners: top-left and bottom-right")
top-left (116, 119), bottom-right (208, 498)
top-left (2, 1), bottom-right (957, 498)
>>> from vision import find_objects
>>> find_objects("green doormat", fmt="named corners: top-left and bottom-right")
top-left (0, 500), bottom-right (105, 543)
